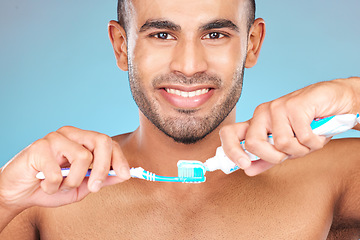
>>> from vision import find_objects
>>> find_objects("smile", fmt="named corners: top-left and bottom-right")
top-left (159, 87), bottom-right (215, 109)
top-left (165, 88), bottom-right (210, 98)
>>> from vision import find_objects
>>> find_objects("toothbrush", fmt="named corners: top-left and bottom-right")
top-left (36, 163), bottom-right (206, 183)
top-left (129, 166), bottom-right (206, 183)
top-left (36, 114), bottom-right (359, 183)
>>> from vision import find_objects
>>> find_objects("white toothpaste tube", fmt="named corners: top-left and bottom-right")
top-left (204, 114), bottom-right (360, 174)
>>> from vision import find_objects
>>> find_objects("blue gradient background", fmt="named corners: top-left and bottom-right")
top-left (1, 1), bottom-right (359, 167)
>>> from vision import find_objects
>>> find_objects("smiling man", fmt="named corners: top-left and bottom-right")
top-left (1, 0), bottom-right (360, 239)
top-left (115, 0), bottom-right (256, 146)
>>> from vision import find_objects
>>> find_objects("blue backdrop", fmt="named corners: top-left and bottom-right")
top-left (1, 0), bottom-right (359, 166)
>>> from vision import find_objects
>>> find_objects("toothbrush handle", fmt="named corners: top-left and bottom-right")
top-left (36, 168), bottom-right (117, 180)
top-left (36, 167), bottom-right (189, 182)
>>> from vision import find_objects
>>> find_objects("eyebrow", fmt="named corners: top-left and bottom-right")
top-left (139, 19), bottom-right (181, 32)
top-left (199, 19), bottom-right (239, 32)
top-left (139, 18), bottom-right (239, 33)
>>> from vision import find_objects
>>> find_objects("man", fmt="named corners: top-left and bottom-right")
top-left (1, 0), bottom-right (359, 239)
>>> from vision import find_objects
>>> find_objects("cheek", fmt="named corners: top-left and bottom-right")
top-left (133, 41), bottom-right (173, 79)
top-left (205, 42), bottom-right (245, 82)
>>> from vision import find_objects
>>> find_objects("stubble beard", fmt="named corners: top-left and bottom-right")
top-left (128, 63), bottom-right (245, 145)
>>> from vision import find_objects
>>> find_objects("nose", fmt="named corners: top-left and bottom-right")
top-left (169, 39), bottom-right (208, 77)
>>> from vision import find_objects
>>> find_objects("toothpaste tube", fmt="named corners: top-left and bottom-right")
top-left (204, 114), bottom-right (360, 174)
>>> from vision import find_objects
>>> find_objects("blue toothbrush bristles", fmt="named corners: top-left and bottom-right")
top-left (177, 160), bottom-right (206, 180)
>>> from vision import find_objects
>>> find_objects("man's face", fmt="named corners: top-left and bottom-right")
top-left (125, 0), bottom-right (250, 144)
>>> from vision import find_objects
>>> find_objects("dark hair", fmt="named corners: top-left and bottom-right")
top-left (247, 0), bottom-right (256, 30)
top-left (117, 0), bottom-right (256, 32)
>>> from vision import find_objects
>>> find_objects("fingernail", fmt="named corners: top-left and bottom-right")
top-left (120, 166), bottom-right (131, 179)
top-left (91, 180), bottom-right (102, 192)
top-left (281, 156), bottom-right (289, 163)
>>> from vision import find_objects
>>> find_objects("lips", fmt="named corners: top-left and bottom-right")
top-left (159, 86), bottom-right (215, 109)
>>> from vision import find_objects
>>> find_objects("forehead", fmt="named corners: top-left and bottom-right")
top-left (130, 0), bottom-right (248, 31)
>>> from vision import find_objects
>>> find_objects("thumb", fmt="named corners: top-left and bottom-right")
top-left (219, 121), bottom-right (252, 169)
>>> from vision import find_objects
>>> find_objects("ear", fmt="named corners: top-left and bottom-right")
top-left (108, 20), bottom-right (128, 71)
top-left (245, 18), bottom-right (266, 68)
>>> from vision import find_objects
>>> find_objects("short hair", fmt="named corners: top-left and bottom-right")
top-left (117, 0), bottom-right (256, 32)
top-left (247, 0), bottom-right (256, 30)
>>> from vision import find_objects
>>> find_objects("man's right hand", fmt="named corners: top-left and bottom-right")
top-left (219, 77), bottom-right (360, 176)
top-left (0, 126), bottom-right (130, 213)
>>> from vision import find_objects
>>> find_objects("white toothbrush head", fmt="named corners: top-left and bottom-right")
top-left (177, 160), bottom-right (206, 182)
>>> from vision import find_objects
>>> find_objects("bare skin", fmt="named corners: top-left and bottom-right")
top-left (2, 136), bottom-right (360, 239)
top-left (1, 0), bottom-right (360, 239)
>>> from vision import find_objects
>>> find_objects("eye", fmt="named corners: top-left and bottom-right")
top-left (151, 32), bottom-right (176, 40)
top-left (203, 32), bottom-right (226, 40)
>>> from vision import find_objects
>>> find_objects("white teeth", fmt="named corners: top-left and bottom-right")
top-left (180, 91), bottom-right (189, 97)
top-left (165, 88), bottom-right (210, 98)
top-left (201, 89), bottom-right (208, 94)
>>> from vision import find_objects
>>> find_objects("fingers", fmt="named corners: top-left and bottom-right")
top-left (244, 106), bottom-right (288, 164)
top-left (43, 131), bottom-right (94, 192)
top-left (56, 126), bottom-right (130, 193)
top-left (1, 126), bottom-right (130, 210)
top-left (245, 101), bottom-right (329, 165)
top-left (38, 160), bottom-right (63, 195)
top-left (31, 139), bottom-right (63, 195)
top-left (219, 80), bottom-right (355, 177)
top-left (289, 113), bottom-right (328, 151)
top-left (269, 108), bottom-right (311, 160)
top-left (220, 104), bottom-right (332, 177)
top-left (110, 141), bottom-right (131, 181)
top-left (32, 179), bottom-right (91, 207)
top-left (34, 126), bottom-right (130, 194)
top-left (219, 122), bottom-right (251, 169)
top-left (82, 133), bottom-right (113, 193)
top-left (101, 141), bottom-right (131, 188)
top-left (244, 160), bottom-right (275, 177)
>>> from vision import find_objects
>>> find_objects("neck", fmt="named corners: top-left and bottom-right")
top-left (124, 109), bottom-right (237, 177)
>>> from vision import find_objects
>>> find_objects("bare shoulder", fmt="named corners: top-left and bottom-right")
top-left (301, 138), bottom-right (360, 191)
top-left (314, 138), bottom-right (360, 173)
top-left (315, 138), bottom-right (360, 228)
top-left (0, 207), bottom-right (39, 239)
top-left (271, 138), bottom-right (360, 178)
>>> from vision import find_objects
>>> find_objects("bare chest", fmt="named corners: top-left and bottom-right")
top-left (37, 178), bottom-right (335, 240)
top-left (38, 202), bottom-right (332, 239)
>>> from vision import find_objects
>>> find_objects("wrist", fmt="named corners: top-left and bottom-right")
top-left (331, 77), bottom-right (360, 115)
top-left (0, 171), bottom-right (29, 220)
top-left (344, 77), bottom-right (360, 114)
top-left (345, 77), bottom-right (360, 130)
